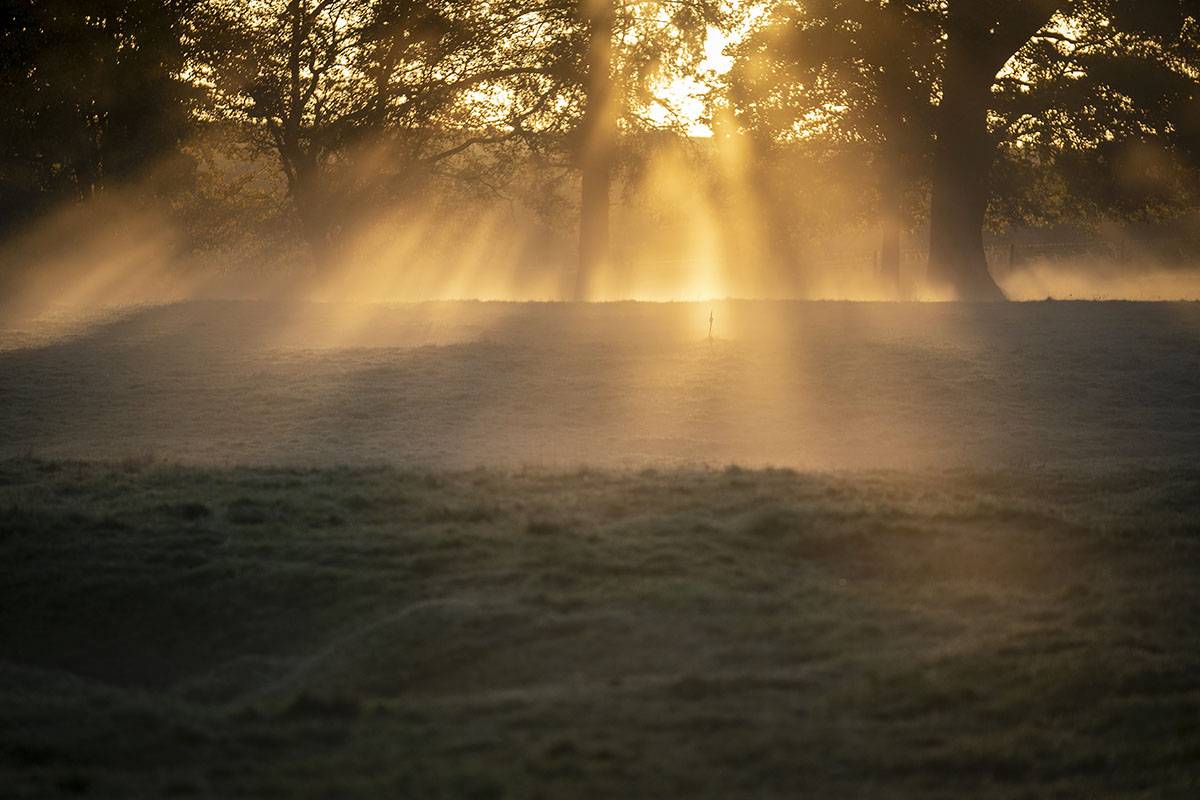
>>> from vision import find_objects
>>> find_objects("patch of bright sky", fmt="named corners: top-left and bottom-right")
top-left (647, 25), bottom-right (735, 137)
top-left (647, 2), bottom-right (767, 137)
top-left (645, 6), bottom-right (1093, 140)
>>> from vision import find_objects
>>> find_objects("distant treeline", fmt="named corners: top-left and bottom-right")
top-left (1, 1), bottom-right (1197, 300)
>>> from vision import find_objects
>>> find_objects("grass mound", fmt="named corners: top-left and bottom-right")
top-left (1, 458), bottom-right (1198, 797)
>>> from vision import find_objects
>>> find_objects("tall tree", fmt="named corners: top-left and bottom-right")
top-left (190, 0), bottom-right (538, 261)
top-left (927, 0), bottom-right (1196, 299)
top-left (577, 0), bottom-right (618, 300)
top-left (493, 0), bottom-right (722, 299)
top-left (0, 0), bottom-right (195, 235)
top-left (924, 1), bottom-right (1059, 299)
top-left (732, 0), bottom-right (1197, 299)
top-left (730, 0), bottom-right (942, 295)
top-left (990, 1), bottom-right (1200, 226)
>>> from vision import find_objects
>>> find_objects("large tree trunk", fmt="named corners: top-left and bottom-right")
top-left (926, 1), bottom-right (1060, 301)
top-left (575, 0), bottom-right (616, 302)
top-left (738, 132), bottom-right (805, 295)
top-left (877, 158), bottom-right (903, 298)
top-left (293, 177), bottom-right (334, 266)
top-left (283, 146), bottom-right (335, 267)
top-left (874, 15), bottom-right (909, 301)
top-left (925, 50), bottom-right (1003, 300)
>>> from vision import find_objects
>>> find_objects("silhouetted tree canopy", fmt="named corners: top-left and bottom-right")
top-left (0, 0), bottom-right (195, 233)
top-left (188, 0), bottom-right (547, 257)
top-left (477, 0), bottom-right (725, 298)
top-left (0, 0), bottom-right (1195, 298)
top-left (730, 1), bottom-right (943, 289)
top-left (728, 0), bottom-right (1198, 298)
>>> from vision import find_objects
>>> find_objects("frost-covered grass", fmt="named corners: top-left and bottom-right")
top-left (1, 299), bottom-right (1198, 468)
top-left (2, 299), bottom-right (1198, 796)
top-left (2, 458), bottom-right (1198, 798)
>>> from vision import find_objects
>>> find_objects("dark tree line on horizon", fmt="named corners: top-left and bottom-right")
top-left (1, 0), bottom-right (1198, 300)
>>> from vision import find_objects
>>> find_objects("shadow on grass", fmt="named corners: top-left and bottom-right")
top-left (0, 457), bottom-right (1198, 797)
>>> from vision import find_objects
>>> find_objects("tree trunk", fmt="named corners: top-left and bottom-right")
top-left (926, 47), bottom-right (1005, 301)
top-left (878, 160), bottom-right (903, 299)
top-left (575, 0), bottom-right (616, 301)
top-left (926, 1), bottom-right (1061, 300)
top-left (290, 156), bottom-right (335, 267)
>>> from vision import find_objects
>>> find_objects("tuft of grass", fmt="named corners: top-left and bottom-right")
top-left (159, 501), bottom-right (211, 521)
top-left (525, 519), bottom-right (568, 536)
top-left (0, 457), bottom-right (1197, 799)
top-left (54, 771), bottom-right (92, 795)
top-left (226, 496), bottom-right (269, 524)
top-left (282, 692), bottom-right (362, 721)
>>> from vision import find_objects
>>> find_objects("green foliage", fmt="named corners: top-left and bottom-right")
top-left (491, 0), bottom-right (724, 137)
top-left (187, 0), bottom-right (538, 251)
top-left (0, 0), bottom-right (197, 233)
top-left (729, 0), bottom-right (1200, 232)
top-left (730, 0), bottom-right (941, 151)
top-left (992, 0), bottom-right (1200, 225)
top-left (1, 0), bottom-right (1196, 272)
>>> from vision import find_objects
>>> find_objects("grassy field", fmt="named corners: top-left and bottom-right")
top-left (1, 300), bottom-right (1198, 796)
top-left (2, 300), bottom-right (1198, 468)
top-left (2, 457), bottom-right (1198, 798)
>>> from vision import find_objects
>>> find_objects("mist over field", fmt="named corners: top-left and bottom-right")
top-left (3, 295), bottom-right (1199, 798)
top-left (3, 0), bottom-right (1200, 798)
top-left (2, 299), bottom-right (1199, 470)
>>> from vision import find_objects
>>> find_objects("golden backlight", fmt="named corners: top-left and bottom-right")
top-left (0, 2), bottom-right (1197, 319)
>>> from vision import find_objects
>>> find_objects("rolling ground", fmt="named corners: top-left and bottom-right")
top-left (1, 299), bottom-right (1198, 468)
top-left (1, 299), bottom-right (1198, 797)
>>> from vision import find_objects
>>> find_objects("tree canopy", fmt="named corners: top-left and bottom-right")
top-left (0, 0), bottom-right (1196, 299)
top-left (0, 0), bottom-right (195, 233)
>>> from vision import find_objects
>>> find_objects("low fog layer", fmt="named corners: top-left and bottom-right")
top-left (2, 300), bottom-right (1196, 469)
top-left (2, 168), bottom-right (1198, 324)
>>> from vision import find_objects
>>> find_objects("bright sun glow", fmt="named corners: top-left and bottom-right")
top-left (649, 24), bottom-right (737, 137)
